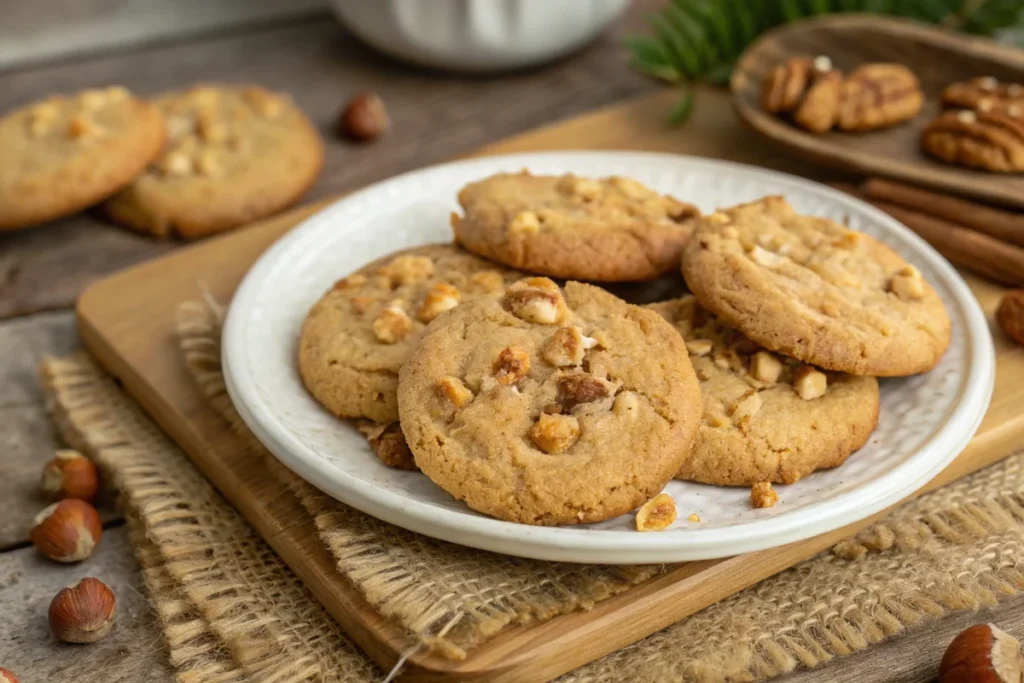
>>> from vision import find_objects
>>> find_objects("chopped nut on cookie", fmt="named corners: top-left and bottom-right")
top-left (635, 493), bottom-right (676, 531)
top-left (372, 302), bottom-right (413, 344)
top-left (436, 376), bottom-right (474, 408)
top-left (557, 174), bottom-right (602, 200)
top-left (529, 413), bottom-right (580, 454)
top-left (750, 351), bottom-right (783, 384)
top-left (685, 339), bottom-right (713, 356)
top-left (750, 482), bottom-right (779, 509)
top-left (889, 265), bottom-right (925, 301)
top-left (380, 255), bottom-right (434, 286)
top-left (793, 366), bottom-right (827, 400)
top-left (504, 278), bottom-right (565, 325)
top-left (509, 211), bottom-right (541, 235)
top-left (730, 389), bottom-right (762, 430)
top-left (557, 371), bottom-right (612, 410)
top-left (493, 346), bottom-right (531, 385)
top-left (470, 270), bottom-right (506, 293)
top-left (612, 391), bottom-right (640, 417)
top-left (418, 283), bottom-right (461, 322)
top-left (541, 326), bottom-right (595, 367)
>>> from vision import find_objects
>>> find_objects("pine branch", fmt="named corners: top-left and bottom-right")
top-left (628, 0), bottom-right (1024, 124)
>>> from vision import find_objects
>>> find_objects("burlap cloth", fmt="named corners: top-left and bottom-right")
top-left (37, 296), bottom-right (1024, 682)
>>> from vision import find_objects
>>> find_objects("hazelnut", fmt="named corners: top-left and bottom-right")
top-left (0, 668), bottom-right (17, 683)
top-left (48, 577), bottom-right (116, 644)
top-left (337, 91), bottom-right (389, 142)
top-left (529, 413), bottom-right (580, 454)
top-left (30, 499), bottom-right (103, 563)
top-left (996, 290), bottom-right (1024, 346)
top-left (939, 623), bottom-right (1024, 683)
top-left (635, 493), bottom-right (676, 531)
top-left (41, 450), bottom-right (100, 502)
top-left (372, 302), bottom-right (413, 344)
top-left (750, 481), bottom-right (779, 509)
top-left (493, 346), bottom-right (530, 385)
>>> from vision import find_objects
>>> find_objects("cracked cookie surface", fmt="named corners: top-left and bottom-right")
top-left (451, 171), bottom-right (700, 282)
top-left (397, 279), bottom-right (702, 526)
top-left (104, 84), bottom-right (323, 238)
top-left (298, 244), bottom-right (523, 424)
top-left (0, 86), bottom-right (166, 231)
top-left (681, 196), bottom-right (951, 376)
top-left (648, 296), bottom-right (879, 485)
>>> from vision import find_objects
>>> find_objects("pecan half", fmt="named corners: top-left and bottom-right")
top-left (921, 108), bottom-right (1024, 173)
top-left (942, 76), bottom-right (1024, 110)
top-left (836, 63), bottom-right (923, 132)
top-left (761, 55), bottom-right (842, 133)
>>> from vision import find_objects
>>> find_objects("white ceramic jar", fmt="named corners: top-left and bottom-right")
top-left (329, 0), bottom-right (631, 73)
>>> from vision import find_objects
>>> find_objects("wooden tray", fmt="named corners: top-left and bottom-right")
top-left (732, 15), bottom-right (1024, 210)
top-left (77, 86), bottom-right (1024, 682)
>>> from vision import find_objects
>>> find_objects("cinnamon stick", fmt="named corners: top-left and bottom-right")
top-left (860, 178), bottom-right (1024, 249)
top-left (833, 184), bottom-right (1024, 287)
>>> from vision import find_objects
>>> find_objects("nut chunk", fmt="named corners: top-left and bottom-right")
top-left (359, 422), bottom-right (418, 470)
top-left (379, 255), bottom-right (434, 286)
top-left (793, 366), bottom-right (827, 401)
top-left (750, 351), bottom-right (782, 384)
top-left (418, 283), bottom-right (461, 322)
top-left (750, 482), bottom-right (779, 509)
top-left (372, 302), bottom-right (413, 344)
top-left (557, 371), bottom-right (611, 410)
top-left (837, 63), bottom-right (923, 132)
top-left (435, 376), bottom-right (474, 408)
top-left (504, 277), bottom-right (566, 325)
top-left (529, 413), bottom-right (580, 454)
top-left (541, 326), bottom-right (595, 367)
top-left (635, 493), bottom-right (676, 531)
top-left (493, 346), bottom-right (531, 385)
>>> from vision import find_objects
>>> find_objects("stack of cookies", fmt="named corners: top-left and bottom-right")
top-left (298, 171), bottom-right (952, 530)
top-left (0, 84), bottom-right (322, 237)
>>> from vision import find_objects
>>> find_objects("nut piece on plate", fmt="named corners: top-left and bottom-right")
top-left (750, 481), bottom-right (779, 509)
top-left (939, 623), bottom-right (1024, 683)
top-left (337, 91), bottom-right (389, 142)
top-left (836, 63), bottom-right (923, 132)
top-left (761, 55), bottom-right (842, 133)
top-left (997, 291), bottom-right (1024, 346)
top-left (30, 499), bottom-right (103, 563)
top-left (41, 450), bottom-right (100, 502)
top-left (358, 421), bottom-right (418, 470)
top-left (922, 109), bottom-right (1024, 173)
top-left (942, 76), bottom-right (1024, 110)
top-left (0, 668), bottom-right (17, 683)
top-left (48, 577), bottom-right (116, 644)
top-left (635, 493), bottom-right (677, 531)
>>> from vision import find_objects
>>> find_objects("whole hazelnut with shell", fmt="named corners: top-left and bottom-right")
top-left (939, 623), bottom-right (1024, 682)
top-left (337, 91), bottom-right (389, 141)
top-left (0, 667), bottom-right (19, 683)
top-left (30, 499), bottom-right (103, 563)
top-left (41, 450), bottom-right (100, 502)
top-left (48, 577), bottom-right (116, 644)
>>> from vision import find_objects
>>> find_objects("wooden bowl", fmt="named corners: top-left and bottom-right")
top-left (731, 14), bottom-right (1024, 209)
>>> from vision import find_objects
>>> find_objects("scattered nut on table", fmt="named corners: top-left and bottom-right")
top-left (996, 290), bottom-right (1024, 346)
top-left (939, 623), bottom-right (1024, 683)
top-left (30, 499), bottom-right (103, 563)
top-left (48, 577), bottom-right (116, 644)
top-left (41, 449), bottom-right (100, 502)
top-left (337, 91), bottom-right (389, 142)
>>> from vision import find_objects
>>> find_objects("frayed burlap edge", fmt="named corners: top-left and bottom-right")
top-left (175, 297), bottom-right (662, 659)
top-left (41, 354), bottom-right (381, 683)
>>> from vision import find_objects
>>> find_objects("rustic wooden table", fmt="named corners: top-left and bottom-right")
top-left (0, 5), bottom-right (1019, 681)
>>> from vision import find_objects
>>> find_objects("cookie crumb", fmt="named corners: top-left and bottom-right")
top-left (687, 513), bottom-right (700, 523)
top-left (636, 493), bottom-right (677, 531)
top-left (750, 481), bottom-right (779, 509)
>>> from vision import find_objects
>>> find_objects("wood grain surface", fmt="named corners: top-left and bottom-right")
top-left (76, 85), bottom-right (1024, 682)
top-left (0, 11), bottom-right (658, 320)
top-left (732, 15), bottom-right (1024, 209)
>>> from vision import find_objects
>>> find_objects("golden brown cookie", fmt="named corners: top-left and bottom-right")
top-left (942, 76), bottom-right (1024, 111)
top-left (836, 63), bottom-right (923, 132)
top-left (921, 108), bottom-right (1024, 173)
top-left (648, 296), bottom-right (879, 486)
top-left (397, 278), bottom-right (702, 526)
top-left (761, 55), bottom-right (842, 133)
top-left (104, 85), bottom-right (323, 239)
top-left (451, 171), bottom-right (700, 282)
top-left (0, 86), bottom-right (166, 231)
top-left (298, 244), bottom-right (523, 424)
top-left (681, 196), bottom-right (951, 377)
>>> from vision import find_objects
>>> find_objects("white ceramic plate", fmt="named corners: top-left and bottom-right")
top-left (222, 151), bottom-right (994, 564)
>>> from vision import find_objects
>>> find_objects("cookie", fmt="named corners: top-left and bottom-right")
top-left (397, 278), bottom-right (702, 526)
top-left (648, 296), bottom-right (879, 485)
top-left (298, 244), bottom-right (522, 424)
top-left (942, 76), bottom-right (1024, 111)
top-left (921, 109), bottom-right (1024, 173)
top-left (681, 196), bottom-right (951, 376)
top-left (761, 55), bottom-right (842, 133)
top-left (104, 85), bottom-right (323, 239)
top-left (451, 172), bottom-right (700, 282)
top-left (0, 86), bottom-right (166, 231)
top-left (835, 63), bottom-right (923, 132)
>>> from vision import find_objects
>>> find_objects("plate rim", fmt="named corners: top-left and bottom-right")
top-left (222, 150), bottom-right (995, 563)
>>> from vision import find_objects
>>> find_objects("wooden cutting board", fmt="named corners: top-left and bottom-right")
top-left (77, 85), bottom-right (1024, 682)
